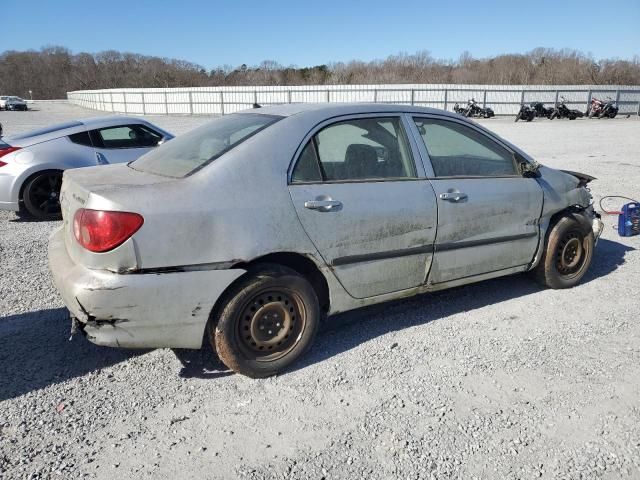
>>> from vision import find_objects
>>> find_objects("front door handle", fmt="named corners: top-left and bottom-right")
top-left (304, 198), bottom-right (343, 212)
top-left (439, 192), bottom-right (468, 202)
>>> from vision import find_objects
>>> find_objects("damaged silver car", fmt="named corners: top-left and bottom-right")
top-left (48, 103), bottom-right (603, 377)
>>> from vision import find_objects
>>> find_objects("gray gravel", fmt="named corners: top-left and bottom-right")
top-left (1, 102), bottom-right (639, 479)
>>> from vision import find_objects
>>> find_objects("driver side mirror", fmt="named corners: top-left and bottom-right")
top-left (515, 152), bottom-right (540, 178)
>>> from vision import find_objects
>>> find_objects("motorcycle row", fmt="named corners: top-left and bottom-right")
top-left (514, 96), bottom-right (619, 122)
top-left (453, 99), bottom-right (495, 118)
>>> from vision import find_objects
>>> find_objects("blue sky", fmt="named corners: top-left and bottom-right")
top-left (1, 0), bottom-right (638, 69)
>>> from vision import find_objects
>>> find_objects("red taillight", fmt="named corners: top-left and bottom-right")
top-left (0, 146), bottom-right (21, 166)
top-left (73, 209), bottom-right (144, 253)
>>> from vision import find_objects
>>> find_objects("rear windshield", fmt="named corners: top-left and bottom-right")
top-left (131, 113), bottom-right (282, 178)
top-left (9, 121), bottom-right (83, 140)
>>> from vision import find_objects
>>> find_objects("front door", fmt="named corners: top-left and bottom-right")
top-left (288, 115), bottom-right (438, 299)
top-left (90, 124), bottom-right (163, 165)
top-left (410, 116), bottom-right (544, 284)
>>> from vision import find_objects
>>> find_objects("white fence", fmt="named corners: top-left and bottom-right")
top-left (67, 84), bottom-right (640, 116)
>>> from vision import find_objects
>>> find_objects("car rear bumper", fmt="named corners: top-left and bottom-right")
top-left (0, 173), bottom-right (20, 211)
top-left (48, 227), bottom-right (245, 349)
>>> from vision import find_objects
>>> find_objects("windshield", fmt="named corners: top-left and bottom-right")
top-left (131, 113), bottom-right (282, 178)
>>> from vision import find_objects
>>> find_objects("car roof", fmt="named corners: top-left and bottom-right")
top-left (79, 116), bottom-right (152, 128)
top-left (246, 102), bottom-right (459, 119)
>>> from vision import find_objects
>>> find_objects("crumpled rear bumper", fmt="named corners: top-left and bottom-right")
top-left (48, 227), bottom-right (245, 349)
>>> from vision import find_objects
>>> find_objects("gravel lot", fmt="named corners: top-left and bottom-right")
top-left (1, 102), bottom-right (639, 479)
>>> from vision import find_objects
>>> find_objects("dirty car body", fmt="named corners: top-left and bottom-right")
top-left (48, 103), bottom-right (602, 376)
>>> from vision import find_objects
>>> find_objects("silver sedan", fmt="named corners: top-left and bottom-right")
top-left (0, 116), bottom-right (173, 219)
top-left (48, 103), bottom-right (603, 377)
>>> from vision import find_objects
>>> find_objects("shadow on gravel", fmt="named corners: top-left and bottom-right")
top-left (0, 308), bottom-right (147, 402)
top-left (172, 345), bottom-right (234, 379)
top-left (581, 237), bottom-right (634, 284)
top-left (293, 237), bottom-right (633, 373)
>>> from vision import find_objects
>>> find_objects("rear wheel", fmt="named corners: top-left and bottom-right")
top-left (22, 171), bottom-right (63, 220)
top-left (210, 265), bottom-right (320, 378)
top-left (533, 216), bottom-right (594, 289)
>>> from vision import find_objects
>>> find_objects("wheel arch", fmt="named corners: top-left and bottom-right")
top-left (530, 205), bottom-right (594, 270)
top-left (18, 167), bottom-right (64, 202)
top-left (231, 252), bottom-right (331, 314)
top-left (203, 252), bottom-right (331, 350)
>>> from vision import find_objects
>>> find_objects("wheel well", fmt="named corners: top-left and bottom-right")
top-left (233, 253), bottom-right (330, 313)
top-left (545, 206), bottom-right (592, 241)
top-left (18, 169), bottom-right (63, 202)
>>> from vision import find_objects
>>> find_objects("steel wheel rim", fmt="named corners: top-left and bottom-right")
top-left (556, 231), bottom-right (586, 277)
top-left (236, 289), bottom-right (306, 362)
top-left (29, 174), bottom-right (61, 215)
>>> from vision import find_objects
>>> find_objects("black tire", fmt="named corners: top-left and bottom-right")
top-left (526, 113), bottom-right (533, 122)
top-left (22, 170), bottom-right (63, 220)
top-left (533, 215), bottom-right (594, 289)
top-left (609, 111), bottom-right (617, 118)
top-left (210, 265), bottom-right (320, 378)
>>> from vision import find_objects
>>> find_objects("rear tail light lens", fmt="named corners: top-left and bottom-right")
top-left (73, 209), bottom-right (144, 252)
top-left (0, 146), bottom-right (21, 166)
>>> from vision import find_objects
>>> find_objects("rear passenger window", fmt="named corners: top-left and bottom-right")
top-left (291, 117), bottom-right (416, 183)
top-left (68, 131), bottom-right (93, 147)
top-left (413, 118), bottom-right (517, 177)
top-left (95, 125), bottom-right (162, 149)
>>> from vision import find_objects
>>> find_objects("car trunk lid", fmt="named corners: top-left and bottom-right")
top-left (61, 163), bottom-right (175, 272)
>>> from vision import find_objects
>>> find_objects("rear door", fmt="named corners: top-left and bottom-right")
top-left (90, 124), bottom-right (163, 164)
top-left (288, 114), bottom-right (438, 299)
top-left (410, 116), bottom-right (543, 284)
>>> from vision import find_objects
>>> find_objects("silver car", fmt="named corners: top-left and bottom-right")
top-left (48, 103), bottom-right (603, 378)
top-left (0, 116), bottom-right (173, 219)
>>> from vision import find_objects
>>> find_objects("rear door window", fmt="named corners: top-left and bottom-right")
top-left (291, 117), bottom-right (416, 183)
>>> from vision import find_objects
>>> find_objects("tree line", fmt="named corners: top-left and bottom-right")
top-left (1, 46), bottom-right (638, 99)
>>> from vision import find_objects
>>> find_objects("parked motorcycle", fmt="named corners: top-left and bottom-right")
top-left (515, 104), bottom-right (535, 122)
top-left (549, 97), bottom-right (584, 120)
top-left (587, 96), bottom-right (618, 119)
top-left (454, 98), bottom-right (494, 118)
top-left (530, 102), bottom-right (554, 119)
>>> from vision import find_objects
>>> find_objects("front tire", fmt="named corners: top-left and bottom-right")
top-left (533, 216), bottom-right (594, 289)
top-left (22, 171), bottom-right (63, 220)
top-left (210, 265), bottom-right (320, 378)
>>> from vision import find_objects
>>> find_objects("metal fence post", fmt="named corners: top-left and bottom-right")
top-left (109, 91), bottom-right (114, 112)
top-left (123, 92), bottom-right (128, 114)
top-left (587, 89), bottom-right (592, 111)
top-left (326, 90), bottom-right (330, 103)
top-left (164, 91), bottom-right (169, 115)
top-left (188, 91), bottom-right (193, 115)
top-left (615, 89), bottom-right (620, 106)
top-left (444, 89), bottom-right (448, 111)
top-left (520, 90), bottom-right (525, 106)
top-left (221, 91), bottom-right (225, 115)
top-left (410, 89), bottom-right (415, 106)
top-left (288, 90), bottom-right (292, 104)
top-left (483, 90), bottom-right (487, 108)
top-left (141, 92), bottom-right (146, 115)
top-left (253, 90), bottom-right (258, 106)
top-left (554, 90), bottom-right (559, 106)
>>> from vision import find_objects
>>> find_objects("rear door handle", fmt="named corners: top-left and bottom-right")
top-left (439, 192), bottom-right (468, 202)
top-left (304, 199), bottom-right (342, 212)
